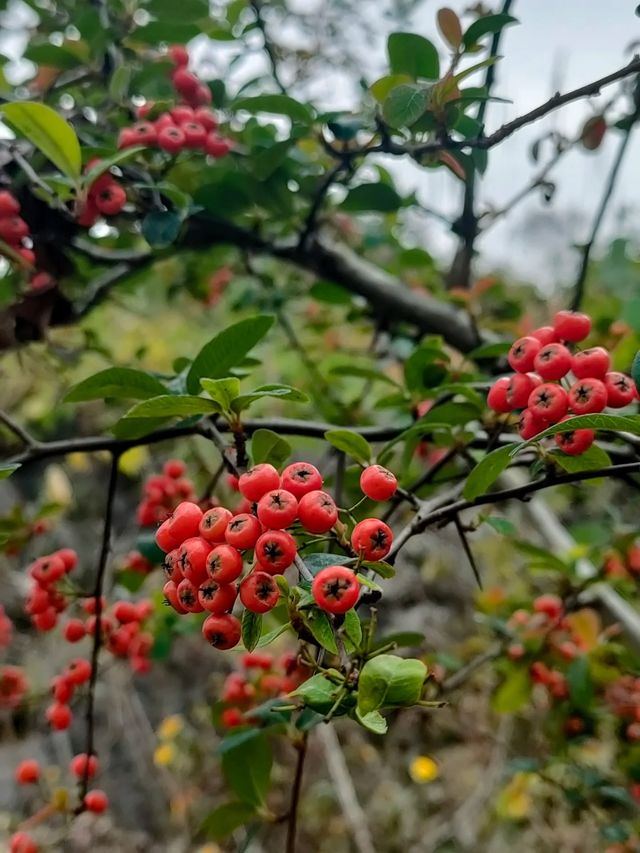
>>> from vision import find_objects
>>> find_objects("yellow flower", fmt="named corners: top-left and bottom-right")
top-left (158, 714), bottom-right (184, 740)
top-left (409, 755), bottom-right (439, 784)
top-left (154, 743), bottom-right (176, 767)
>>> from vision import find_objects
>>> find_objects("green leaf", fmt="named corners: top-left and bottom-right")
top-left (201, 377), bottom-right (241, 412)
top-left (357, 654), bottom-right (427, 715)
top-left (328, 365), bottom-right (400, 387)
top-left (82, 147), bottom-right (148, 188)
top-left (387, 32), bottom-right (440, 80)
top-left (467, 340), bottom-right (511, 360)
top-left (307, 611), bottom-right (338, 654)
top-left (631, 350), bottom-right (640, 395)
top-left (221, 733), bottom-right (272, 806)
top-left (355, 708), bottom-right (388, 734)
top-left (549, 445), bottom-right (611, 474)
top-left (324, 429), bottom-right (371, 464)
top-left (186, 315), bottom-right (274, 395)
top-left (241, 610), bottom-right (263, 653)
top-left (0, 463), bottom-right (20, 479)
top-left (513, 540), bottom-right (571, 573)
top-left (341, 182), bottom-right (402, 213)
top-left (492, 668), bottom-right (532, 713)
top-left (343, 609), bottom-right (363, 648)
top-left (463, 13), bottom-right (518, 48)
top-left (64, 368), bottom-right (168, 403)
top-left (360, 560), bottom-right (395, 579)
top-left (515, 413), bottom-right (640, 451)
top-left (370, 631), bottom-right (424, 651)
top-left (251, 428), bottom-right (291, 467)
top-left (1, 102), bottom-right (81, 181)
top-left (567, 656), bottom-right (593, 711)
top-left (234, 94), bottom-right (313, 124)
top-left (309, 281), bottom-right (352, 305)
top-left (463, 444), bottom-right (515, 500)
top-left (122, 395), bottom-right (217, 419)
top-left (231, 384), bottom-right (308, 413)
top-left (141, 210), bottom-right (182, 248)
top-left (111, 416), bottom-right (170, 439)
top-left (303, 553), bottom-right (352, 576)
top-left (291, 674), bottom-right (343, 713)
top-left (370, 73), bottom-right (413, 103)
top-left (24, 43), bottom-right (84, 69)
top-left (200, 801), bottom-right (256, 840)
top-left (382, 84), bottom-right (430, 128)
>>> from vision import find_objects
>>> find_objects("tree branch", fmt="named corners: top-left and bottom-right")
top-left (0, 409), bottom-right (38, 447)
top-left (250, 0), bottom-right (287, 95)
top-left (286, 733), bottom-right (308, 853)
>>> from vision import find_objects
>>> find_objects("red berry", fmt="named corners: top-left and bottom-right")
top-left (297, 490), bottom-right (337, 534)
top-left (10, 832), bottom-right (39, 853)
top-left (533, 593), bottom-right (563, 620)
top-left (135, 600), bottom-right (153, 621)
top-left (604, 371), bottom-right (636, 408)
top-left (527, 383), bottom-right (568, 423)
top-left (222, 707), bottom-right (244, 727)
top-left (15, 759), bottom-right (41, 784)
top-left (554, 417), bottom-right (595, 456)
top-left (312, 566), bottom-right (360, 614)
top-left (518, 408), bottom-right (547, 440)
top-left (70, 752), bottom-right (98, 778)
top-left (156, 502), bottom-right (203, 551)
top-left (63, 619), bottom-right (86, 643)
top-left (25, 584), bottom-right (50, 615)
top-left (239, 571), bottom-right (280, 613)
top-left (351, 518), bottom-right (393, 561)
top-left (204, 133), bottom-right (231, 158)
top-left (360, 465), bottom-right (397, 501)
top-left (82, 596), bottom-right (107, 616)
top-left (198, 579), bottom-right (237, 614)
top-left (57, 548), bottom-right (78, 572)
top-left (46, 702), bottom-right (72, 730)
top-left (205, 543), bottom-right (243, 584)
top-left (85, 614), bottom-right (113, 639)
top-left (172, 68), bottom-right (200, 97)
top-left (225, 512), bottom-right (262, 549)
top-left (241, 651), bottom-right (273, 670)
top-left (571, 346), bottom-right (610, 379)
top-left (199, 506), bottom-right (232, 543)
top-left (163, 580), bottom-right (188, 614)
top-left (487, 377), bottom-right (511, 413)
top-left (135, 101), bottom-right (155, 119)
top-left (567, 377), bottom-right (607, 414)
top-left (94, 183), bottom-right (126, 216)
top-left (506, 373), bottom-right (541, 409)
top-left (157, 125), bottom-right (186, 154)
top-left (168, 44), bottom-right (189, 66)
top-left (530, 326), bottom-right (557, 345)
top-left (170, 105), bottom-right (195, 125)
top-left (202, 613), bottom-right (241, 649)
top-left (29, 272), bottom-right (55, 291)
top-left (117, 127), bottom-right (139, 149)
top-left (51, 675), bottom-right (74, 704)
top-left (530, 660), bottom-right (552, 684)
top-left (533, 342), bottom-right (573, 380)
top-left (192, 83), bottom-right (213, 106)
top-left (17, 247), bottom-right (35, 265)
top-left (154, 112), bottom-right (175, 132)
top-left (507, 336), bottom-right (542, 373)
top-left (0, 190), bottom-right (20, 216)
top-left (130, 121), bottom-right (157, 145)
top-left (176, 577), bottom-right (204, 613)
top-left (182, 120), bottom-right (207, 148)
top-left (255, 530), bottom-right (297, 574)
top-left (256, 490), bottom-right (298, 529)
top-left (193, 107), bottom-right (218, 130)
top-left (280, 462), bottom-right (323, 498)
top-left (163, 459), bottom-right (186, 478)
top-left (32, 607), bottom-right (58, 632)
top-left (112, 601), bottom-right (138, 624)
top-left (66, 657), bottom-right (92, 685)
top-left (0, 215), bottom-right (29, 244)
top-left (179, 536), bottom-right (211, 585)
top-left (553, 310), bottom-right (591, 342)
top-left (238, 463), bottom-right (281, 502)
top-left (30, 554), bottom-right (66, 585)
top-left (84, 789), bottom-right (109, 813)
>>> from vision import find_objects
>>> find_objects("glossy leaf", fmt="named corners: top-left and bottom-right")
top-left (221, 734), bottom-right (272, 806)
top-left (437, 8), bottom-right (463, 48)
top-left (200, 377), bottom-right (241, 412)
top-left (122, 395), bottom-right (217, 419)
top-left (200, 801), bottom-right (257, 841)
top-left (341, 182), bottom-right (402, 212)
top-left (357, 654), bottom-right (427, 715)
top-left (234, 94), bottom-right (314, 123)
top-left (241, 609), bottom-right (263, 653)
top-left (324, 429), bottom-right (372, 464)
top-left (492, 668), bottom-right (531, 713)
top-left (1, 102), bottom-right (82, 180)
top-left (141, 210), bottom-right (182, 248)
top-left (382, 84), bottom-right (430, 128)
top-left (64, 368), bottom-right (168, 403)
top-left (231, 384), bottom-right (308, 413)
top-left (0, 463), bottom-right (20, 479)
top-left (462, 13), bottom-right (518, 48)
top-left (387, 32), bottom-right (440, 80)
top-left (516, 413), bottom-right (640, 451)
top-left (251, 428), bottom-right (292, 467)
top-left (463, 444), bottom-right (515, 500)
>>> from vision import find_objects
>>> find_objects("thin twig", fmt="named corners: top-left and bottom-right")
top-left (453, 514), bottom-right (483, 589)
top-left (285, 733), bottom-right (309, 853)
top-left (294, 554), bottom-right (313, 582)
top-left (250, 0), bottom-right (287, 94)
top-left (298, 160), bottom-right (348, 249)
top-left (440, 643), bottom-right (502, 693)
top-left (0, 409), bottom-right (38, 447)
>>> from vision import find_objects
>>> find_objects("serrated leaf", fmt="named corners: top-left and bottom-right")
top-left (122, 395), bottom-right (217, 419)
top-left (462, 13), bottom-right (518, 48)
top-left (1, 102), bottom-right (81, 181)
top-left (251, 428), bottom-right (291, 467)
top-left (387, 32), bottom-right (440, 80)
top-left (199, 801), bottom-right (256, 840)
top-left (64, 368), bottom-right (168, 403)
top-left (221, 733), bottom-right (272, 806)
top-left (186, 315), bottom-right (274, 395)
top-left (324, 429), bottom-right (371, 464)
top-left (341, 182), bottom-right (402, 212)
top-left (463, 444), bottom-right (514, 500)
top-left (231, 384), bottom-right (308, 413)
top-left (241, 610), bottom-right (263, 653)
top-left (200, 377), bottom-right (241, 412)
top-left (382, 84), bottom-right (430, 128)
top-left (234, 94), bottom-right (313, 123)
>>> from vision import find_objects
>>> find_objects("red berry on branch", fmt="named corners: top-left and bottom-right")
top-left (182, 120), bottom-right (207, 148)
top-left (507, 335), bottom-right (542, 373)
top-left (221, 707), bottom-right (244, 728)
top-left (204, 133), bottom-right (231, 158)
top-left (202, 613), bottom-right (241, 649)
top-left (199, 506), bottom-right (232, 543)
top-left (567, 377), bottom-right (607, 414)
top-left (530, 326), bottom-right (557, 345)
top-left (238, 463), bottom-right (281, 502)
top-left (206, 543), bottom-right (243, 584)
top-left (297, 489), bottom-right (337, 533)
top-left (172, 68), bottom-right (200, 97)
top-left (0, 215), bottom-right (29, 244)
top-left (197, 579), bottom-right (237, 614)
top-left (63, 619), bottom-right (86, 643)
top-left (239, 571), bottom-right (280, 613)
top-left (604, 371), bottom-right (636, 408)
top-left (527, 383), bottom-right (568, 423)
top-left (70, 752), bottom-right (98, 778)
top-left (255, 529), bottom-right (297, 574)
top-left (518, 408), bottom-right (547, 440)
top-left (256, 490), bottom-right (298, 530)
top-left (176, 577), bottom-right (205, 613)
top-left (57, 548), bottom-right (78, 572)
top-left (0, 190), bottom-right (20, 216)
top-left (194, 107), bottom-right (218, 130)
top-left (163, 579), bottom-right (188, 614)
top-left (10, 832), bottom-right (39, 853)
top-left (554, 418), bottom-right (595, 456)
top-left (179, 536), bottom-right (212, 585)
top-left (112, 601), bottom-right (138, 624)
top-left (168, 44), bottom-right (189, 66)
top-left (487, 377), bottom-right (511, 413)
top-left (94, 183), bottom-right (127, 216)
top-left (156, 501), bottom-right (203, 552)
top-left (280, 462), bottom-right (323, 498)
top-left (32, 607), bottom-right (58, 632)
top-left (312, 566), bottom-right (360, 613)
top-left (360, 465), bottom-right (398, 501)
top-left (170, 104), bottom-right (195, 125)
top-left (225, 512), bottom-right (262, 549)
top-left (66, 657), bottom-right (92, 685)
top-left (30, 554), bottom-right (66, 585)
top-left (351, 518), bottom-right (393, 561)
top-left (46, 702), bottom-right (72, 730)
top-left (533, 594), bottom-right (563, 620)
top-left (506, 373), bottom-right (541, 409)
top-left (571, 346), bottom-right (610, 379)
top-left (533, 343), bottom-right (572, 380)
top-left (130, 121), bottom-right (158, 145)
top-left (51, 675), bottom-right (74, 703)
top-left (157, 125), bottom-right (186, 154)
top-left (553, 310), bottom-right (592, 342)
top-left (15, 759), bottom-right (41, 784)
top-left (84, 789), bottom-right (109, 813)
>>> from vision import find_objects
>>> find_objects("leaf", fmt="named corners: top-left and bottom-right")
top-left (232, 384), bottom-right (308, 413)
top-left (360, 560), bottom-right (395, 579)
top-left (567, 656), bottom-right (593, 711)
top-left (200, 801), bottom-right (256, 840)
top-left (549, 445), bottom-right (611, 474)
top-left (1, 102), bottom-right (81, 181)
top-left (462, 13), bottom-right (518, 48)
top-left (241, 610), bottom-right (263, 653)
top-left (632, 350), bottom-right (640, 395)
top-left (122, 395), bottom-right (218, 419)
top-left (24, 43), bottom-right (84, 69)
top-left (343, 610), bottom-right (363, 648)
top-left (0, 463), bottom-right (20, 479)
top-left (251, 428), bottom-right (291, 467)
top-left (324, 429), bottom-right (371, 464)
top-left (307, 611), bottom-right (338, 654)
top-left (355, 708), bottom-right (388, 734)
top-left (303, 553), bottom-right (352, 576)
top-left (565, 609), bottom-right (601, 652)
top-left (327, 365), bottom-right (400, 387)
top-left (370, 73), bottom-right (412, 103)
top-left (341, 182), bottom-right (402, 213)
top-left (221, 733), bottom-right (272, 806)
top-left (309, 281), bottom-right (352, 305)
top-left (463, 445), bottom-right (515, 500)
top-left (82, 146), bottom-right (148, 187)
top-left (111, 416), bottom-right (170, 439)
top-left (186, 315), bottom-right (274, 395)
top-left (357, 654), bottom-right (427, 715)
top-left (382, 84), bottom-right (430, 128)
top-left (64, 368), bottom-right (168, 403)
top-left (252, 140), bottom-right (292, 180)
top-left (141, 210), bottom-right (182, 248)
top-left (234, 94), bottom-right (313, 123)
top-left (291, 674), bottom-right (343, 713)
top-left (437, 8), bottom-right (463, 48)
top-left (387, 33), bottom-right (440, 80)
top-left (492, 668), bottom-right (532, 713)
top-left (513, 541), bottom-right (571, 573)
top-left (200, 377), bottom-right (241, 412)
top-left (515, 413), bottom-right (640, 451)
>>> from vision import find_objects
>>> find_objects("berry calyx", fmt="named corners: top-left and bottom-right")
top-left (351, 518), bottom-right (393, 561)
top-left (199, 506), bottom-right (232, 543)
top-left (239, 571), bottom-right (280, 613)
top-left (225, 512), bottom-right (262, 550)
top-left (256, 490), bottom-right (298, 530)
top-left (197, 579), bottom-right (237, 614)
top-left (554, 417), bottom-right (595, 456)
top-left (280, 462), bottom-right (323, 498)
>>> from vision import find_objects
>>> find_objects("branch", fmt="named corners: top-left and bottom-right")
top-left (286, 733), bottom-right (308, 853)
top-left (0, 409), bottom-right (38, 447)
top-left (250, 0), bottom-right (287, 95)
top-left (298, 160), bottom-right (349, 249)
top-left (453, 514), bottom-right (482, 589)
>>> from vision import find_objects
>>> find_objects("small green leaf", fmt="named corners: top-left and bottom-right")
top-left (382, 84), bottom-right (430, 128)
top-left (122, 395), bottom-right (217, 419)
top-left (1, 102), bottom-right (81, 181)
top-left (199, 801), bottom-right (256, 840)
top-left (303, 553), bottom-right (352, 576)
top-left (241, 610), bottom-right (263, 653)
top-left (186, 315), bottom-right (274, 395)
top-left (567, 655), bottom-right (593, 711)
top-left (437, 8), bottom-right (463, 48)
top-left (291, 674), bottom-right (342, 713)
top-left (324, 429), bottom-right (371, 464)
top-left (359, 560), bottom-right (395, 579)
top-left (463, 444), bottom-right (515, 500)
top-left (251, 428), bottom-right (291, 467)
top-left (343, 609), bottom-right (363, 648)
top-left (307, 611), bottom-right (338, 654)
top-left (341, 182), bottom-right (402, 213)
top-left (387, 32), bottom-right (440, 80)
top-left (328, 365), bottom-right (400, 387)
top-left (492, 668), bottom-right (532, 713)
top-left (221, 734), bottom-right (272, 806)
top-left (370, 73), bottom-right (412, 103)
top-left (232, 384), bottom-right (308, 413)
top-left (82, 146), bottom-right (147, 188)
top-left (234, 94), bottom-right (313, 123)
top-left (111, 416), bottom-right (170, 439)
top-left (370, 631), bottom-right (424, 651)
top-left (357, 654), bottom-right (427, 715)
top-left (462, 13), bottom-right (518, 48)
top-left (201, 377), bottom-right (241, 412)
top-left (549, 445), bottom-right (611, 474)
top-left (0, 463), bottom-right (20, 479)
top-left (355, 708), bottom-right (388, 734)
top-left (64, 368), bottom-right (168, 403)
top-left (309, 281), bottom-right (352, 305)
top-left (141, 210), bottom-right (182, 248)
top-left (24, 43), bottom-right (84, 69)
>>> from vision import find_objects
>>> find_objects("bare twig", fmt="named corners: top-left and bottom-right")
top-left (0, 409), bottom-right (38, 447)
top-left (285, 733), bottom-right (309, 853)
top-left (453, 514), bottom-right (483, 589)
top-left (250, 0), bottom-right (287, 95)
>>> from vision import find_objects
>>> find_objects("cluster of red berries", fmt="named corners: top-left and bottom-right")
top-left (0, 665), bottom-right (28, 710)
top-left (118, 45), bottom-right (230, 158)
top-left (0, 189), bottom-right (53, 292)
top-left (488, 310), bottom-right (637, 454)
top-left (605, 676), bottom-right (640, 742)
top-left (120, 549), bottom-right (154, 575)
top-left (136, 459), bottom-right (198, 527)
top-left (220, 650), bottom-right (311, 728)
top-left (24, 547), bottom-right (79, 633)
top-left (0, 603), bottom-right (12, 648)
top-left (603, 543), bottom-right (640, 581)
top-left (157, 461), bottom-right (398, 650)
top-left (76, 159), bottom-right (127, 228)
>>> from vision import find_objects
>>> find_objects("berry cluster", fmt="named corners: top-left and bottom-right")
top-left (120, 549), bottom-right (154, 575)
top-left (603, 543), bottom-right (640, 581)
top-left (220, 650), bottom-right (311, 728)
top-left (24, 547), bottom-right (79, 633)
top-left (488, 310), bottom-right (637, 454)
top-left (118, 45), bottom-right (230, 158)
top-left (157, 461), bottom-right (397, 650)
top-left (76, 159), bottom-right (127, 228)
top-left (0, 189), bottom-right (53, 292)
top-left (605, 675), bottom-right (640, 741)
top-left (136, 459), bottom-right (198, 526)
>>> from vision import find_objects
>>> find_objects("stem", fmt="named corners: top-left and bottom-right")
top-left (0, 409), bottom-right (38, 447)
top-left (285, 733), bottom-right (308, 853)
